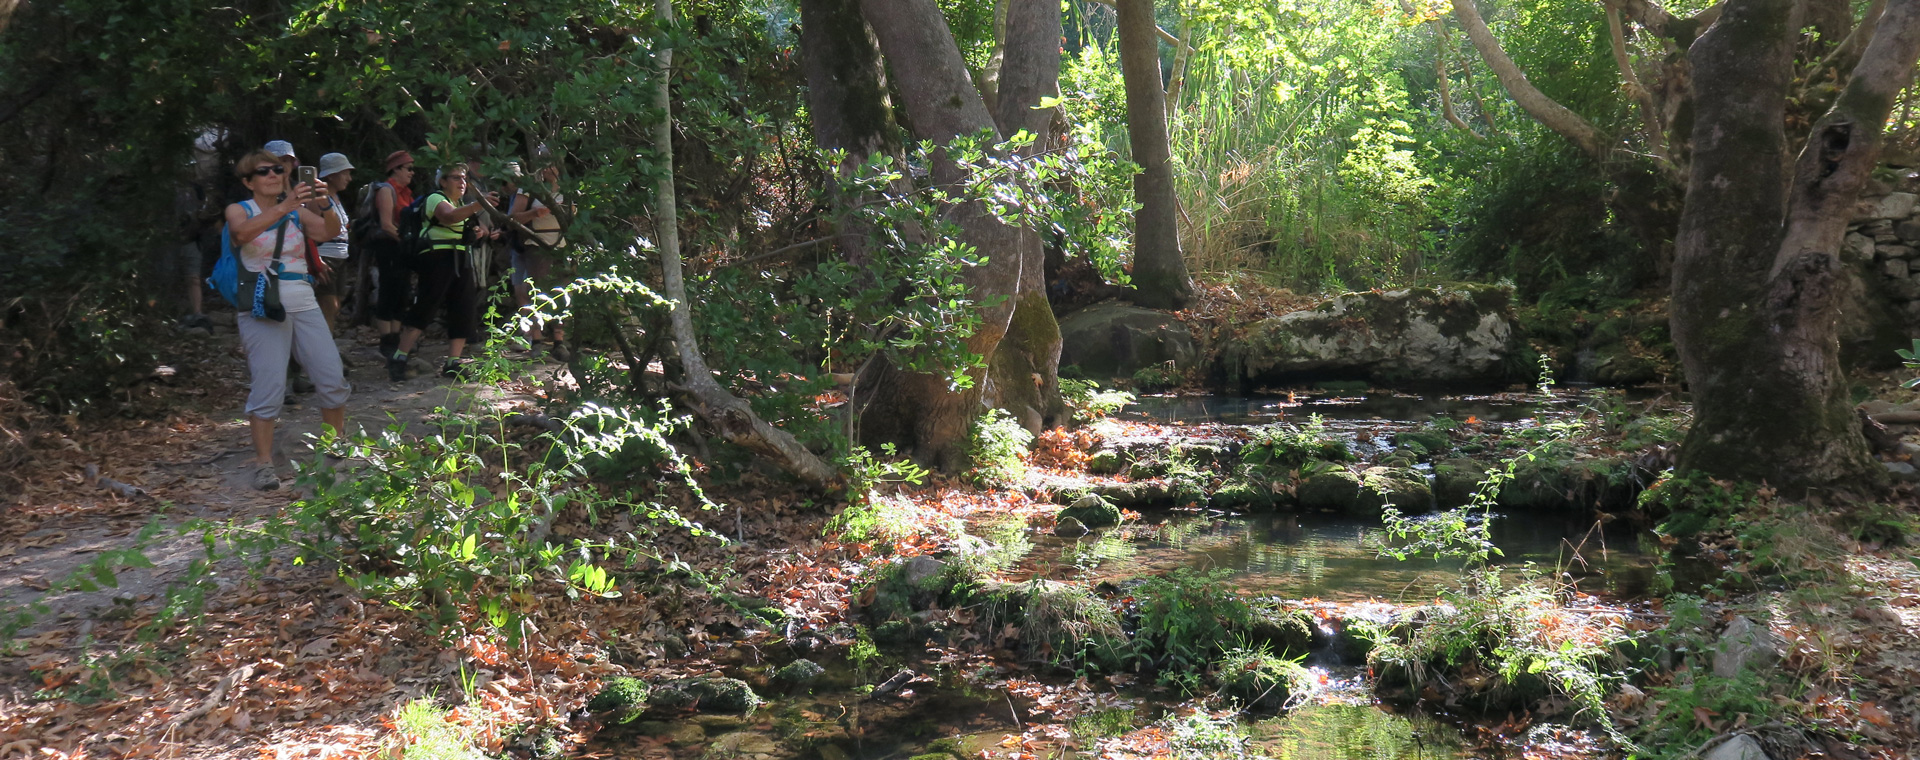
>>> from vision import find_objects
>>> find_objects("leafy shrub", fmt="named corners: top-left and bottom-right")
top-left (1130, 569), bottom-right (1255, 688)
top-left (1061, 378), bottom-right (1135, 421)
top-left (1369, 570), bottom-right (1634, 732)
top-left (1214, 646), bottom-right (1308, 711)
top-left (269, 399), bottom-right (719, 637)
top-left (1130, 363), bottom-right (1183, 392)
top-left (968, 408), bottom-right (1034, 485)
top-left (1242, 415), bottom-right (1350, 472)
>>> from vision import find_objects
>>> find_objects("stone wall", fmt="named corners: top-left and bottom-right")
top-left (1841, 186), bottom-right (1920, 365)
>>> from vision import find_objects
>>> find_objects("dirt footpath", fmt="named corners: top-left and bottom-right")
top-left (0, 315), bottom-right (553, 629)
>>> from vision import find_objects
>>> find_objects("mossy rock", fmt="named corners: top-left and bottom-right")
top-left (1244, 606), bottom-right (1318, 657)
top-left (1059, 494), bottom-right (1122, 528)
top-left (774, 658), bottom-right (825, 686)
top-left (1087, 450), bottom-right (1124, 475)
top-left (1433, 458), bottom-right (1487, 508)
top-left (1215, 650), bottom-right (1308, 712)
top-left (1126, 459), bottom-right (1165, 480)
top-left (1392, 430), bottom-right (1451, 458)
top-left (1210, 479), bottom-right (1283, 512)
top-left (856, 555), bottom-right (958, 622)
top-left (649, 676), bottom-right (762, 715)
top-left (1296, 467), bottom-right (1363, 512)
top-left (1354, 466), bottom-right (1433, 516)
top-left (973, 579), bottom-right (1127, 669)
top-left (587, 677), bottom-right (650, 724)
top-left (872, 619), bottom-right (917, 646)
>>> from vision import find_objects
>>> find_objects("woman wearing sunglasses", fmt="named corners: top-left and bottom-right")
top-left (224, 149), bottom-right (350, 490)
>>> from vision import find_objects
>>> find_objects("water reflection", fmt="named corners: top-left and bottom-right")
top-left (1020, 511), bottom-right (1655, 602)
top-left (1123, 394), bottom-right (1544, 425)
top-left (1250, 704), bottom-right (1468, 759)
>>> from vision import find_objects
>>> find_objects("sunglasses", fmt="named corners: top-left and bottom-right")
top-left (251, 164), bottom-right (288, 177)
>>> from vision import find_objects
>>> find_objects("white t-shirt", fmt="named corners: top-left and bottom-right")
top-left (318, 195), bottom-right (350, 259)
top-left (237, 200), bottom-right (319, 313)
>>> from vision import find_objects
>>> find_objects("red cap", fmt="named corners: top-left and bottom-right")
top-left (385, 150), bottom-right (415, 173)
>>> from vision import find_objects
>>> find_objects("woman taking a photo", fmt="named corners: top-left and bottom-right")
top-left (387, 164), bottom-right (497, 381)
top-left (225, 149), bottom-right (350, 490)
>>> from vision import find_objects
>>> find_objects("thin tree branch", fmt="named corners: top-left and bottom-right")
top-left (1451, 0), bottom-right (1612, 160)
top-left (1608, 5), bottom-right (1668, 162)
top-left (650, 0), bottom-right (841, 491)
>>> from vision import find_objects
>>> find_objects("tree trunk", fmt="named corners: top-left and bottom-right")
top-left (800, 0), bottom-right (912, 267)
top-left (651, 0), bottom-right (841, 490)
top-left (1670, 0), bottom-right (1920, 493)
top-left (988, 0), bottom-right (1068, 433)
top-left (1116, 0), bottom-right (1193, 309)
top-left (856, 0), bottom-right (1027, 469)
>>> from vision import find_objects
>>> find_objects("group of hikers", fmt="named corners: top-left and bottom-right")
top-left (180, 139), bottom-right (569, 490)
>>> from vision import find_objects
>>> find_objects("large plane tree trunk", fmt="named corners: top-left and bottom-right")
top-left (1116, 0), bottom-right (1193, 310)
top-left (1670, 0), bottom-right (1920, 493)
top-left (854, 0), bottom-right (1027, 469)
top-left (986, 0), bottom-right (1067, 434)
top-left (800, 0), bottom-right (911, 268)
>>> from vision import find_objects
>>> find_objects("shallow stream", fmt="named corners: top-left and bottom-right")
top-left (599, 390), bottom-right (1662, 759)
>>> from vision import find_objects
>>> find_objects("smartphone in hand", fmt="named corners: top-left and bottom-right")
top-left (297, 165), bottom-right (319, 193)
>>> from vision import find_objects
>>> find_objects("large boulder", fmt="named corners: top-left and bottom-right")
top-left (1058, 302), bottom-right (1197, 380)
top-left (1220, 285), bottom-right (1522, 390)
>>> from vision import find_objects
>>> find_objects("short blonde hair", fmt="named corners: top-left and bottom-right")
top-left (233, 149), bottom-right (279, 180)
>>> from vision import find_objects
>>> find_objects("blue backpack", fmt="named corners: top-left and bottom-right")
top-left (207, 201), bottom-right (305, 318)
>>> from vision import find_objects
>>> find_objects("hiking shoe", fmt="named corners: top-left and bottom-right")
top-left (548, 341), bottom-right (573, 363)
top-left (250, 465), bottom-right (280, 491)
top-left (441, 358), bottom-right (474, 379)
top-left (179, 314), bottom-right (215, 331)
top-left (378, 333), bottom-right (399, 358)
top-left (387, 354), bottom-right (410, 382)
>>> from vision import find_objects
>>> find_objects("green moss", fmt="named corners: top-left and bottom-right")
top-left (1356, 467), bottom-right (1433, 516)
top-left (1297, 467), bottom-right (1363, 511)
top-left (1392, 430), bottom-right (1450, 457)
top-left (775, 658), bottom-right (825, 686)
top-left (1087, 450), bottom-right (1124, 475)
top-left (1245, 605), bottom-right (1318, 657)
top-left (587, 677), bottom-right (650, 724)
top-left (1059, 494), bottom-right (1123, 528)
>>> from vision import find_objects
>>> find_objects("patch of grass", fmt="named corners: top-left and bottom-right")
top-left (392, 697), bottom-right (490, 760)
top-left (1369, 570), bottom-right (1635, 735)
top-left (1215, 645), bottom-right (1308, 712)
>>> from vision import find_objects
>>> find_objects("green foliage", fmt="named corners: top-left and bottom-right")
top-left (1214, 645), bottom-right (1308, 712)
top-left (1242, 415), bottom-right (1350, 472)
top-left (393, 697), bottom-right (491, 760)
top-left (1370, 570), bottom-right (1635, 736)
top-left (1898, 338), bottom-right (1920, 388)
top-left (1130, 363), bottom-right (1183, 392)
top-left (969, 408), bottom-right (1034, 485)
top-left (260, 395), bottom-right (720, 638)
top-left (1061, 378), bottom-right (1135, 421)
top-left (1131, 569), bottom-right (1255, 689)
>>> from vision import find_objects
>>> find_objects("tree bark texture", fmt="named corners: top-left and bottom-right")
top-left (651, 0), bottom-right (841, 489)
top-left (1670, 0), bottom-right (1920, 493)
top-left (855, 0), bottom-right (1027, 469)
top-left (987, 0), bottom-right (1068, 433)
top-left (1116, 0), bottom-right (1193, 309)
top-left (800, 0), bottom-right (913, 267)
